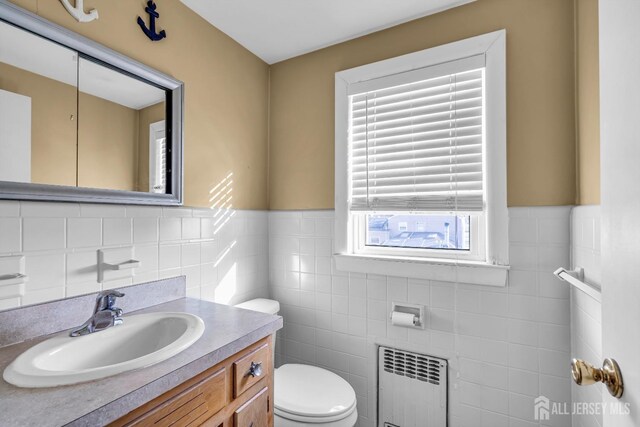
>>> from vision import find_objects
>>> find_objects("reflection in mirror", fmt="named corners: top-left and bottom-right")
top-left (77, 58), bottom-right (166, 192)
top-left (0, 20), bottom-right (78, 187)
top-left (149, 120), bottom-right (166, 193)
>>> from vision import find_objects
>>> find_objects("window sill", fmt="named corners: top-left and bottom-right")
top-left (333, 253), bottom-right (509, 287)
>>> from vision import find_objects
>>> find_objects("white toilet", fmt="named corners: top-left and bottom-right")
top-left (235, 299), bottom-right (358, 427)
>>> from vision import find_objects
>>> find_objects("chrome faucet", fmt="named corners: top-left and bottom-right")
top-left (69, 290), bottom-right (125, 337)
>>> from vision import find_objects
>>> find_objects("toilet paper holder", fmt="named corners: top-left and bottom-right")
top-left (390, 302), bottom-right (425, 329)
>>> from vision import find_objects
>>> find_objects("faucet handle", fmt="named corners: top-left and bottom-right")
top-left (94, 290), bottom-right (125, 313)
top-left (100, 290), bottom-right (125, 298)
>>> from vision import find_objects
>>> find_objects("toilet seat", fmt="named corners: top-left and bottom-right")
top-left (274, 411), bottom-right (359, 427)
top-left (274, 364), bottom-right (357, 424)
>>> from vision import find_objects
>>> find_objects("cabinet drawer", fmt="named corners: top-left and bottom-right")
top-left (127, 368), bottom-right (226, 427)
top-left (233, 343), bottom-right (270, 398)
top-left (234, 387), bottom-right (268, 427)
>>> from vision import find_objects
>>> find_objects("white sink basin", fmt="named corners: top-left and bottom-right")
top-left (3, 312), bottom-right (205, 388)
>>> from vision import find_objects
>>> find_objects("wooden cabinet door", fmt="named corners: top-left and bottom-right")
top-left (234, 387), bottom-right (268, 427)
top-left (121, 368), bottom-right (226, 427)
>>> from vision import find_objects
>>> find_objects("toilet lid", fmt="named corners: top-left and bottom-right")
top-left (275, 364), bottom-right (357, 421)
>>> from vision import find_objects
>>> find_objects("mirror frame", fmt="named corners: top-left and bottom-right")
top-left (0, 0), bottom-right (183, 206)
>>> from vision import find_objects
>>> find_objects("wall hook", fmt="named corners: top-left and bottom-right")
top-left (59, 0), bottom-right (98, 23)
top-left (137, 1), bottom-right (167, 41)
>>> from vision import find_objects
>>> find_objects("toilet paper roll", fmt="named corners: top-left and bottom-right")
top-left (391, 311), bottom-right (417, 327)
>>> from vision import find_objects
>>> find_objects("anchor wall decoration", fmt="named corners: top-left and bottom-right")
top-left (59, 0), bottom-right (98, 23)
top-left (137, 1), bottom-right (167, 42)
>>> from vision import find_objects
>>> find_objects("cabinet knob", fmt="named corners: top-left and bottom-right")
top-left (248, 362), bottom-right (263, 378)
top-left (571, 358), bottom-right (623, 398)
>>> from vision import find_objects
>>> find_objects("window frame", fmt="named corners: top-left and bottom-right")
top-left (334, 30), bottom-right (509, 287)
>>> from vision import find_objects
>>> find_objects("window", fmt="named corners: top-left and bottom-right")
top-left (364, 214), bottom-right (471, 250)
top-left (149, 120), bottom-right (166, 194)
top-left (334, 31), bottom-right (508, 286)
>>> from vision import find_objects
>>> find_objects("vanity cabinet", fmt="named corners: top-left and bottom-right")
top-left (109, 337), bottom-right (273, 427)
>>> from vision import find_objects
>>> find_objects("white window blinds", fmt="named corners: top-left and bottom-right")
top-left (348, 55), bottom-right (485, 212)
top-left (152, 137), bottom-right (167, 193)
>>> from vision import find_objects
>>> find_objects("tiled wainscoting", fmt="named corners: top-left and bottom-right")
top-left (0, 201), bottom-right (589, 426)
top-left (570, 206), bottom-right (602, 427)
top-left (0, 201), bottom-right (269, 309)
top-left (269, 207), bottom-right (573, 427)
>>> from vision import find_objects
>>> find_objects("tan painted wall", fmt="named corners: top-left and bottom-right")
top-left (9, 0), bottom-right (270, 209)
top-left (576, 0), bottom-right (600, 205)
top-left (6, 0), bottom-right (599, 210)
top-left (0, 62), bottom-right (77, 186)
top-left (269, 0), bottom-right (578, 209)
top-left (77, 91), bottom-right (139, 191)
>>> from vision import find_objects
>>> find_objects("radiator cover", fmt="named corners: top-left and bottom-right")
top-left (378, 346), bottom-right (448, 427)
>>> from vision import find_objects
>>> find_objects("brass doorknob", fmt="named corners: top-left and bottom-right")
top-left (571, 358), bottom-right (623, 398)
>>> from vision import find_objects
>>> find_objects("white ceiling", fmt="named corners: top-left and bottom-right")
top-left (180, 0), bottom-right (475, 64)
top-left (78, 59), bottom-right (165, 110)
top-left (0, 20), bottom-right (77, 86)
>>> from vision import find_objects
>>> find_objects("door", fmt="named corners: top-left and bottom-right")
top-left (600, 0), bottom-right (640, 425)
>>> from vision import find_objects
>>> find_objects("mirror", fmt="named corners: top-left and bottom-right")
top-left (0, 2), bottom-right (183, 205)
top-left (0, 20), bottom-right (78, 187)
top-left (77, 58), bottom-right (166, 192)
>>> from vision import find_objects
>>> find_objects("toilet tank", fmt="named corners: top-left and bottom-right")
top-left (235, 299), bottom-right (280, 360)
top-left (235, 298), bottom-right (280, 315)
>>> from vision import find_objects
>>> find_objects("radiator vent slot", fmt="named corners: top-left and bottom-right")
top-left (382, 347), bottom-right (441, 385)
top-left (378, 346), bottom-right (448, 427)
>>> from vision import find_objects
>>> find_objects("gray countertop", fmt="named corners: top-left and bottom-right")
top-left (0, 298), bottom-right (282, 427)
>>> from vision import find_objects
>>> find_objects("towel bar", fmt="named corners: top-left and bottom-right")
top-left (554, 267), bottom-right (601, 302)
top-left (0, 273), bottom-right (28, 286)
top-left (103, 260), bottom-right (141, 271)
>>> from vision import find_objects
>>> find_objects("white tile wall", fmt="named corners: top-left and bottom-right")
top-left (269, 207), bottom-right (573, 427)
top-left (0, 201), bottom-right (269, 308)
top-left (570, 206), bottom-right (602, 427)
top-left (0, 200), bottom-right (588, 426)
